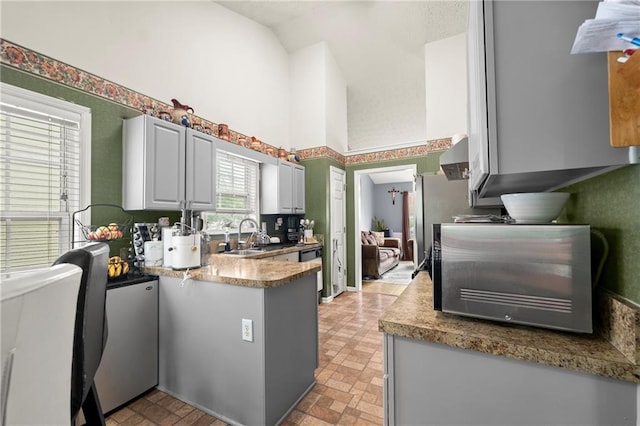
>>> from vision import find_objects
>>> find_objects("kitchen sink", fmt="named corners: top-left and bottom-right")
top-left (223, 249), bottom-right (265, 256)
top-left (221, 243), bottom-right (297, 256)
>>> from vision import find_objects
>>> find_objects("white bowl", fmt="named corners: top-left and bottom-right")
top-left (500, 192), bottom-right (570, 224)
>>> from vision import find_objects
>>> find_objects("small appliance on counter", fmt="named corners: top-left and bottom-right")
top-left (143, 241), bottom-right (163, 266)
top-left (287, 216), bottom-right (301, 243)
top-left (431, 223), bottom-right (592, 333)
top-left (168, 225), bottom-right (201, 270)
top-left (132, 223), bottom-right (161, 267)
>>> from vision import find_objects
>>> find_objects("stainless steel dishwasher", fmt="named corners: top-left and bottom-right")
top-left (299, 247), bottom-right (323, 303)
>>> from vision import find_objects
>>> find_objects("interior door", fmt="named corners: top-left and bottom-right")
top-left (330, 167), bottom-right (346, 297)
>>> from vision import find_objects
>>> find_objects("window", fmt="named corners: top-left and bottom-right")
top-left (0, 83), bottom-right (91, 274)
top-left (202, 150), bottom-right (259, 234)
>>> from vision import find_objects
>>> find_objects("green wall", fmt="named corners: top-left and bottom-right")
top-left (300, 156), bottom-right (344, 298)
top-left (4, 63), bottom-right (638, 305)
top-left (1, 65), bottom-right (180, 256)
top-left (345, 154), bottom-right (443, 288)
top-left (559, 164), bottom-right (640, 303)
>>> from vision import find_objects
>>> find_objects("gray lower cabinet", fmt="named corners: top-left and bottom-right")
top-left (95, 279), bottom-right (159, 414)
top-left (158, 275), bottom-right (318, 426)
top-left (384, 334), bottom-right (637, 425)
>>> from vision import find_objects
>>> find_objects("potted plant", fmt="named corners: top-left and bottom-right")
top-left (372, 217), bottom-right (392, 236)
top-left (372, 217), bottom-right (385, 231)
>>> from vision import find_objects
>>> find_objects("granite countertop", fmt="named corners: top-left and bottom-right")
top-left (379, 272), bottom-right (640, 384)
top-left (142, 243), bottom-right (322, 288)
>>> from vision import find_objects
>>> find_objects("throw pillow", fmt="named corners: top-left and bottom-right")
top-left (365, 233), bottom-right (378, 245)
top-left (361, 231), bottom-right (370, 245)
top-left (371, 231), bottom-right (385, 246)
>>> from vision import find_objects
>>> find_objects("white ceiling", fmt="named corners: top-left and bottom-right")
top-left (215, 1), bottom-right (469, 151)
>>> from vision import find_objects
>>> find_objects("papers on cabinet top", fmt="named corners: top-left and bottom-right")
top-left (571, 0), bottom-right (640, 53)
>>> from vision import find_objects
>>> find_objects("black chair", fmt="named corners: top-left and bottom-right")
top-left (53, 242), bottom-right (110, 425)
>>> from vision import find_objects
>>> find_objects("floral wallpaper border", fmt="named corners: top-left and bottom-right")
top-left (0, 38), bottom-right (450, 166)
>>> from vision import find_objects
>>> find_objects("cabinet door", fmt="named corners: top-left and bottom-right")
top-left (293, 165), bottom-right (305, 214)
top-left (466, 0), bottom-right (491, 195)
top-left (491, 1), bottom-right (612, 175)
top-left (93, 280), bottom-right (158, 413)
top-left (467, 1), bottom-right (628, 204)
top-left (186, 129), bottom-right (216, 210)
top-left (144, 118), bottom-right (186, 210)
top-left (270, 251), bottom-right (299, 262)
top-left (278, 161), bottom-right (293, 212)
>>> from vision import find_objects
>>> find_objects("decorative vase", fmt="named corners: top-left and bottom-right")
top-left (218, 124), bottom-right (230, 141)
top-left (250, 136), bottom-right (262, 151)
top-left (170, 98), bottom-right (194, 127)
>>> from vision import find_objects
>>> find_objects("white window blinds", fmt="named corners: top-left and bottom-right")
top-left (203, 150), bottom-right (259, 233)
top-left (216, 151), bottom-right (258, 212)
top-left (0, 83), bottom-right (91, 274)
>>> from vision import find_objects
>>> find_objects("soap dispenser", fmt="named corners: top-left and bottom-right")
top-left (224, 227), bottom-right (231, 252)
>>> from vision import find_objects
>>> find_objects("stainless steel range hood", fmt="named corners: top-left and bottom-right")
top-left (440, 137), bottom-right (469, 181)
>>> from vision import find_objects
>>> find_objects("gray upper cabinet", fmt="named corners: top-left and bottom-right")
top-left (261, 160), bottom-right (305, 214)
top-left (123, 115), bottom-right (216, 211)
top-left (186, 129), bottom-right (216, 211)
top-left (467, 0), bottom-right (630, 206)
top-left (293, 163), bottom-right (305, 213)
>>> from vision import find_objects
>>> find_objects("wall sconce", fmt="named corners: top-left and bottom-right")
top-left (388, 187), bottom-right (401, 205)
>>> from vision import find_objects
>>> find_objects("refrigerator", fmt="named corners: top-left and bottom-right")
top-left (414, 174), bottom-right (499, 276)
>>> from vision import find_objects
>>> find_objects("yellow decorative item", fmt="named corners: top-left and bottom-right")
top-left (107, 255), bottom-right (129, 280)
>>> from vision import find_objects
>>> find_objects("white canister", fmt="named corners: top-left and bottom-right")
top-left (144, 241), bottom-right (164, 266)
top-left (171, 233), bottom-right (201, 270)
top-left (304, 229), bottom-right (314, 243)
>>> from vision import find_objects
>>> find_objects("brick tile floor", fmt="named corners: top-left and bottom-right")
top-left (106, 290), bottom-right (398, 425)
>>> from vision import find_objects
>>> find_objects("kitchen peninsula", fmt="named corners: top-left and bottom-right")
top-left (380, 274), bottom-right (640, 425)
top-left (143, 252), bottom-right (321, 426)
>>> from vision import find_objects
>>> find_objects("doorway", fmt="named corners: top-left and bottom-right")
top-left (353, 164), bottom-right (417, 292)
top-left (329, 166), bottom-right (347, 299)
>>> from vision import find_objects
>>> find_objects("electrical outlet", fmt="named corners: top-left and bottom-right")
top-left (242, 319), bottom-right (253, 342)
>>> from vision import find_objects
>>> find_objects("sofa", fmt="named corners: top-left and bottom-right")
top-left (361, 231), bottom-right (401, 279)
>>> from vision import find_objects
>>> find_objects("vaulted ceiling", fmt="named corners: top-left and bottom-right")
top-left (216, 1), bottom-right (468, 151)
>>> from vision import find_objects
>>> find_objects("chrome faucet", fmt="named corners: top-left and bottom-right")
top-left (238, 218), bottom-right (259, 250)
